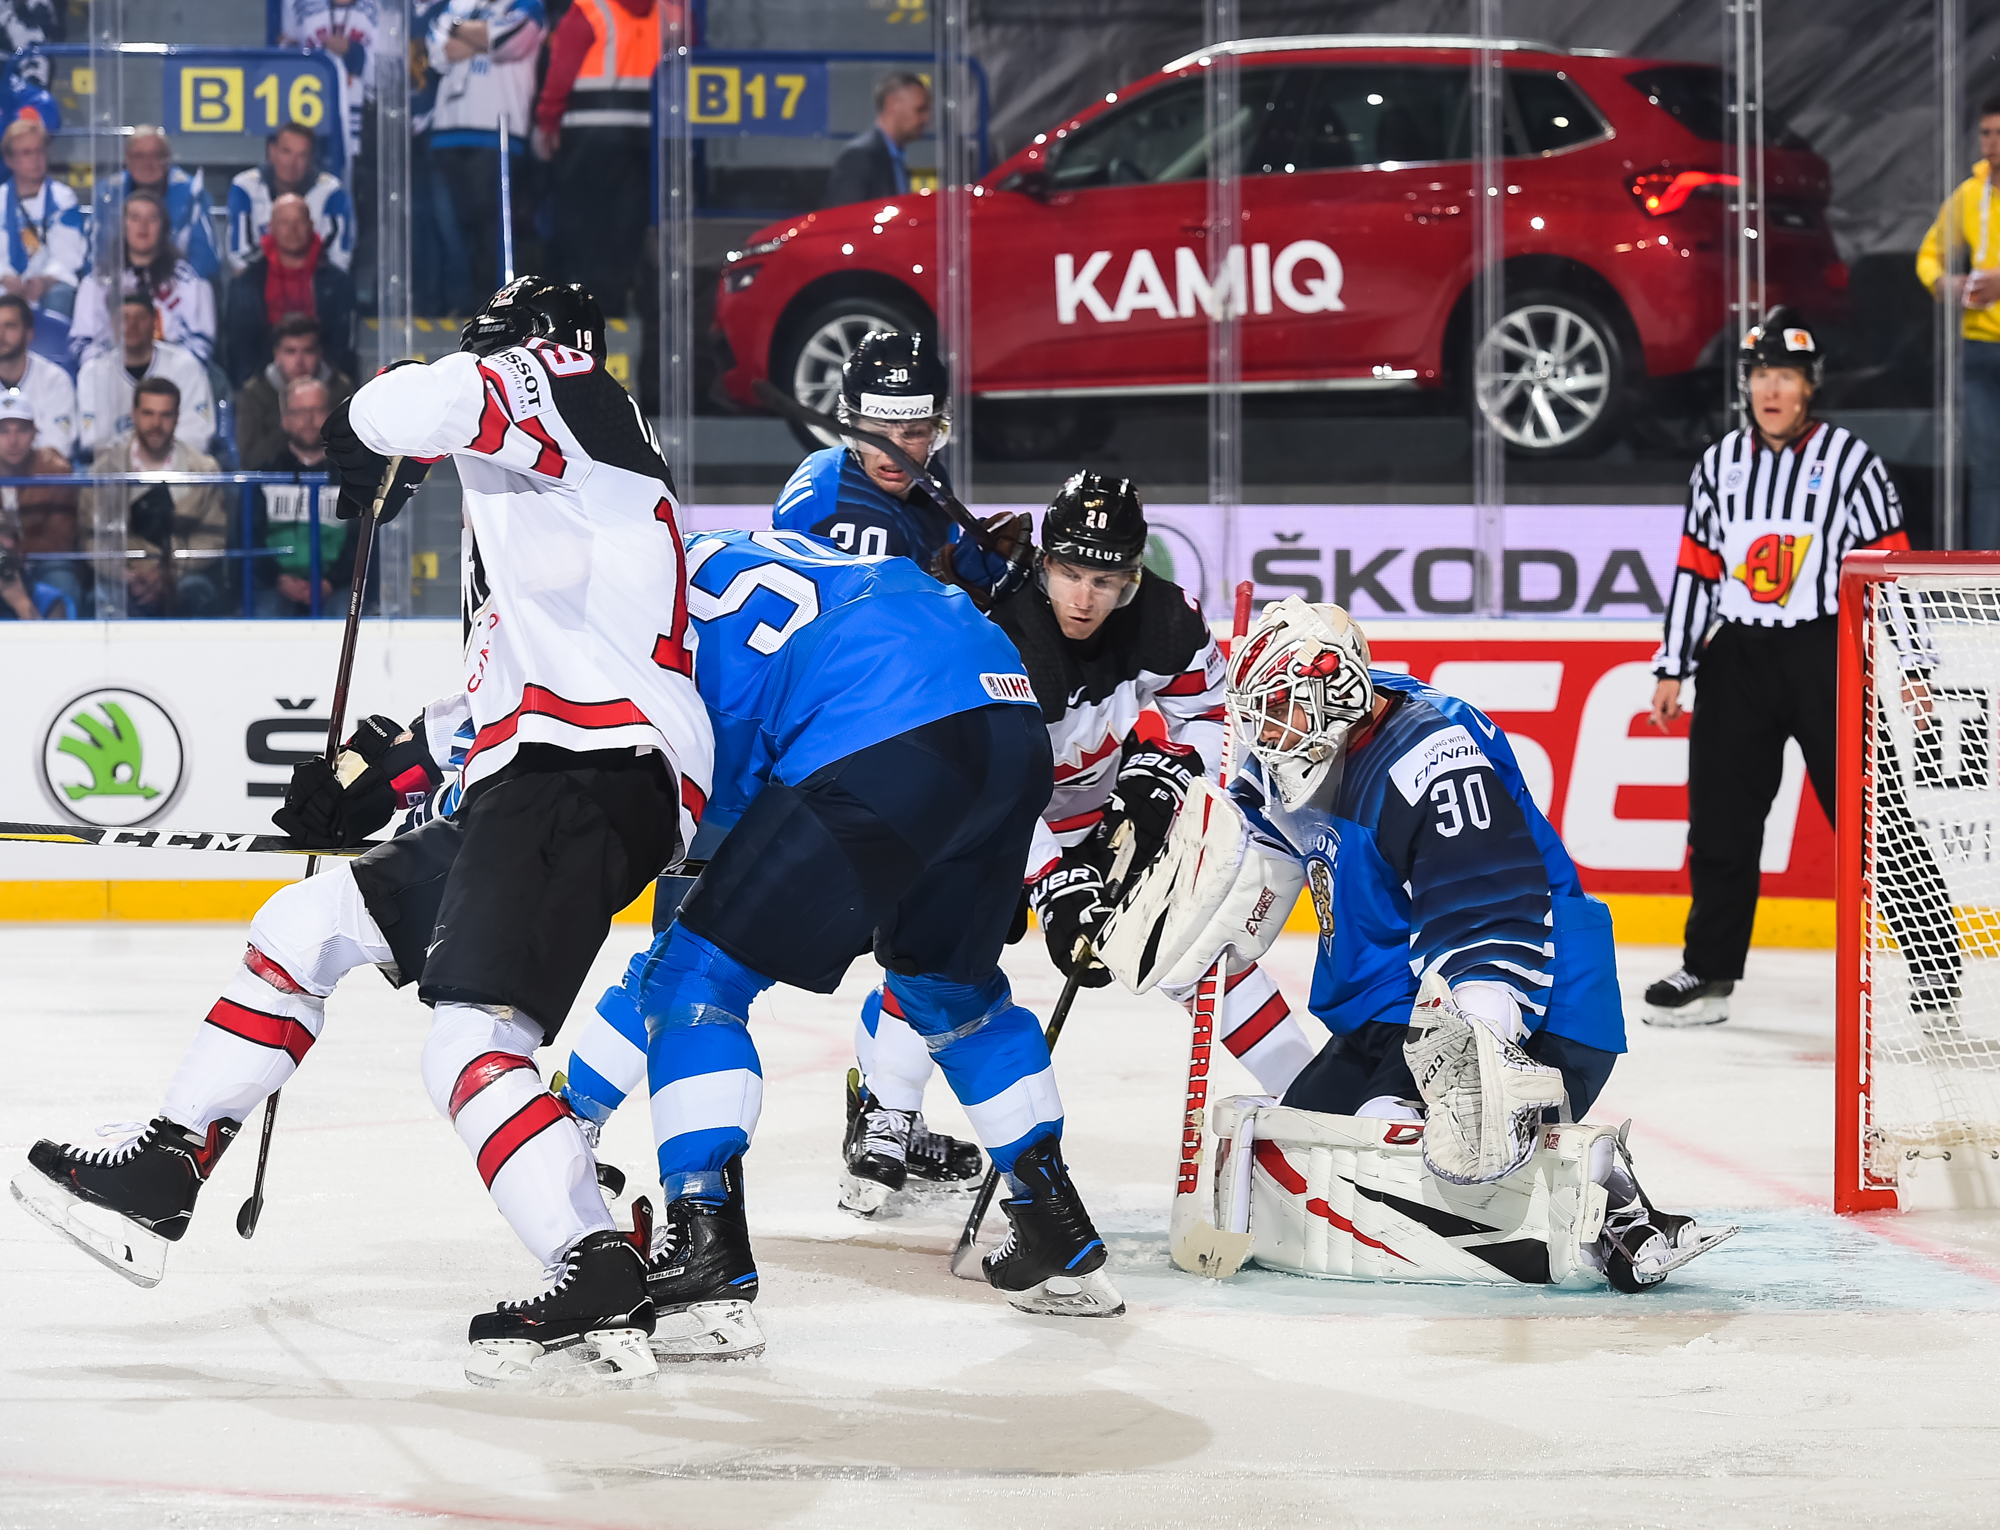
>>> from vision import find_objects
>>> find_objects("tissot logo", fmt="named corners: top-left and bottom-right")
top-left (42, 688), bottom-right (185, 827)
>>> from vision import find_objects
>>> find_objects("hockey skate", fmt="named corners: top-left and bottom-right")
top-left (646, 1155), bottom-right (765, 1361)
top-left (12, 1115), bottom-right (238, 1288)
top-left (983, 1137), bottom-right (1124, 1318)
top-left (839, 1070), bottom-right (983, 1217)
top-left (465, 1209), bottom-right (658, 1388)
top-left (1594, 1132), bottom-right (1738, 1292)
top-left (1642, 968), bottom-right (1734, 1028)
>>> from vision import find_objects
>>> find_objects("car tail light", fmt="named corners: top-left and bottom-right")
top-left (723, 262), bottom-right (763, 294)
top-left (1629, 170), bottom-right (1740, 216)
top-left (1826, 260), bottom-right (1850, 291)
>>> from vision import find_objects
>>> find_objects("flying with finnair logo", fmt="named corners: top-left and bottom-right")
top-left (1388, 725), bottom-right (1489, 805)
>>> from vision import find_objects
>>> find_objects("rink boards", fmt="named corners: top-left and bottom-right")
top-left (0, 618), bottom-right (1835, 942)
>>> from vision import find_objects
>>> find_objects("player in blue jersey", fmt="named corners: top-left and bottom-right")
top-left (554, 528), bottom-right (1124, 1354)
top-left (769, 330), bottom-right (1029, 604)
top-left (1103, 598), bottom-right (1732, 1289)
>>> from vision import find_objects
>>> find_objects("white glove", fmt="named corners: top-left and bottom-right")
top-left (1403, 971), bottom-right (1565, 1186)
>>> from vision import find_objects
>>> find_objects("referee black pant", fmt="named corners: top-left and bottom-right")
top-left (1685, 618), bottom-right (1959, 994)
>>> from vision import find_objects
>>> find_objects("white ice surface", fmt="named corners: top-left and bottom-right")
top-left (7, 928), bottom-right (2000, 1529)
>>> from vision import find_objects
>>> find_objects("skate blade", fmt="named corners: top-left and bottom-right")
top-left (465, 1326), bottom-right (659, 1388)
top-left (651, 1300), bottom-right (764, 1362)
top-left (1641, 998), bottom-right (1729, 1028)
top-left (1002, 1269), bottom-right (1125, 1318)
top-left (10, 1170), bottom-right (169, 1288)
top-left (837, 1173), bottom-right (897, 1218)
top-left (1635, 1224), bottom-right (1740, 1283)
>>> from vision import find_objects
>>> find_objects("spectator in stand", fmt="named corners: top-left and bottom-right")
top-left (76, 289), bottom-right (213, 461)
top-left (84, 377), bottom-right (226, 618)
top-left (0, 294), bottom-right (74, 458)
top-left (0, 1), bottom-right (64, 88)
top-left (252, 375), bottom-right (350, 617)
top-left (69, 190), bottom-right (217, 367)
top-left (824, 72), bottom-right (930, 209)
top-left (427, 0), bottom-right (547, 294)
top-left (0, 388), bottom-right (77, 613)
top-left (274, 0), bottom-right (376, 168)
top-left (114, 127), bottom-right (219, 279)
top-left (226, 121), bottom-right (356, 276)
top-left (223, 193), bottom-right (358, 389)
top-left (1919, 95), bottom-right (2000, 550)
top-left (533, 0), bottom-right (661, 316)
top-left (0, 506), bottom-right (68, 620)
top-left (235, 314), bottom-right (354, 476)
top-left (0, 119), bottom-right (84, 353)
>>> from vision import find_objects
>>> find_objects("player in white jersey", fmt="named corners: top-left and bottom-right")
top-left (837, 474), bottom-right (1319, 1213)
top-left (1646, 308), bottom-right (1960, 1026)
top-left (16, 278), bottom-right (713, 1387)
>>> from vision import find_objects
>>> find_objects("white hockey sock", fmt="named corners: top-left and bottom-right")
top-left (162, 951), bottom-right (326, 1134)
top-left (422, 1002), bottom-right (613, 1269)
top-left (1166, 961), bottom-right (1318, 1097)
top-left (856, 987), bottom-right (937, 1112)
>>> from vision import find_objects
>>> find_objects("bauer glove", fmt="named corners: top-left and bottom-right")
top-left (321, 393), bottom-right (432, 527)
top-left (1030, 857), bottom-right (1113, 988)
top-left (1102, 737), bottom-right (1200, 879)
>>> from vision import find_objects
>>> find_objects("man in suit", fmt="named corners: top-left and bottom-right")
top-left (824, 71), bottom-right (930, 209)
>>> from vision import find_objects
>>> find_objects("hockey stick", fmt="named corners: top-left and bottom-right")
top-left (948, 823), bottom-right (1138, 1281)
top-left (0, 822), bottom-right (375, 855)
top-left (237, 457), bottom-right (398, 1240)
top-left (1166, 581), bottom-right (1258, 1281)
top-left (749, 378), bottom-right (1010, 560)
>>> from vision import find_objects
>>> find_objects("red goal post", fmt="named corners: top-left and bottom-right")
top-left (1837, 550), bottom-right (2000, 1213)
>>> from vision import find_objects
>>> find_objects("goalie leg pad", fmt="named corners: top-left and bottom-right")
top-left (1211, 1097), bottom-right (1617, 1285)
top-left (1098, 779), bottom-right (1305, 994)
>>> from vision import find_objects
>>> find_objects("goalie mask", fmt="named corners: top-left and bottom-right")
top-left (838, 329), bottom-right (950, 459)
top-left (1226, 598), bottom-right (1376, 810)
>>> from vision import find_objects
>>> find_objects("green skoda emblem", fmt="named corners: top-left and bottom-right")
top-left (43, 689), bottom-right (184, 827)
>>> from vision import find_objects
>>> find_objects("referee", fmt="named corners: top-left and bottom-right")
top-left (1644, 308), bottom-right (1961, 1025)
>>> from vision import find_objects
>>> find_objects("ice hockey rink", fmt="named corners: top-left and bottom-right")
top-left (6, 925), bottom-right (1999, 1530)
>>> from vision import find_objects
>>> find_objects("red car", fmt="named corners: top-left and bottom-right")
top-left (715, 36), bottom-right (1846, 459)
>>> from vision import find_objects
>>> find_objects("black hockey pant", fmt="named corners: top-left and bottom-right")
top-left (1684, 618), bottom-right (1960, 990)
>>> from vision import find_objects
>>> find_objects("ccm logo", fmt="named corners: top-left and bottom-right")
top-left (1383, 1123), bottom-right (1425, 1145)
top-left (1243, 886), bottom-right (1278, 935)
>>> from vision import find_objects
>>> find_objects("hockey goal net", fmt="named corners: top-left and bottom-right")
top-left (1838, 551), bottom-right (2000, 1212)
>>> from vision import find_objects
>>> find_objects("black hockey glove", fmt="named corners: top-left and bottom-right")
top-left (1030, 857), bottom-right (1112, 988)
top-left (321, 394), bottom-right (432, 527)
top-left (342, 714), bottom-right (406, 765)
top-left (1101, 737), bottom-right (1201, 880)
top-left (272, 736), bottom-right (441, 848)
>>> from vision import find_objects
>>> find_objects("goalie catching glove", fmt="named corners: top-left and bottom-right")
top-left (272, 714), bottom-right (442, 848)
top-left (1029, 856), bottom-right (1112, 988)
top-left (1402, 971), bottom-right (1567, 1186)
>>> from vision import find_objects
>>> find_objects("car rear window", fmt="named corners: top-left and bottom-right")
top-left (1625, 64), bottom-right (1808, 149)
top-left (1047, 70), bottom-right (1287, 189)
top-left (1511, 70), bottom-right (1605, 154)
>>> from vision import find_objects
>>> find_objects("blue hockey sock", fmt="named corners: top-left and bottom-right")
top-left (883, 969), bottom-right (1062, 1177)
top-left (644, 925), bottom-right (771, 1199)
top-left (558, 947), bottom-right (656, 1124)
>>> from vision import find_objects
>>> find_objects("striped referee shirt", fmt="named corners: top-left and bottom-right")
top-left (1653, 421), bottom-right (1910, 678)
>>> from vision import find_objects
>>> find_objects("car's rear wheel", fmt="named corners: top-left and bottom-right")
top-left (770, 294), bottom-right (932, 451)
top-left (1473, 291), bottom-right (1626, 458)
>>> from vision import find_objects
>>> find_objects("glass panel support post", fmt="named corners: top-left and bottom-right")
top-left (1204, 0), bottom-right (1242, 572)
top-left (1470, 0), bottom-right (1505, 616)
top-left (374, 0), bottom-right (415, 614)
top-left (934, 0), bottom-right (976, 510)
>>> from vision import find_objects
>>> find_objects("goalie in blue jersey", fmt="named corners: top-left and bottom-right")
top-left (1099, 597), bottom-right (1734, 1290)
top-left (555, 529), bottom-right (1125, 1357)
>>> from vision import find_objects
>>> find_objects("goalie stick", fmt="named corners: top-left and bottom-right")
top-left (948, 821), bottom-right (1138, 1281)
top-left (1167, 581), bottom-right (1258, 1281)
top-left (236, 455), bottom-right (398, 1240)
top-left (749, 378), bottom-right (1019, 566)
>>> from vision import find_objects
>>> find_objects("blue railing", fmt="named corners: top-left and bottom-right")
top-left (2, 469), bottom-right (338, 620)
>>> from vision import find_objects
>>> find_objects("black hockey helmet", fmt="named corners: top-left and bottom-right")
top-left (459, 275), bottom-right (607, 359)
top-left (838, 329), bottom-right (950, 442)
top-left (1043, 472), bottom-right (1146, 572)
top-left (1738, 305), bottom-right (1823, 390)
